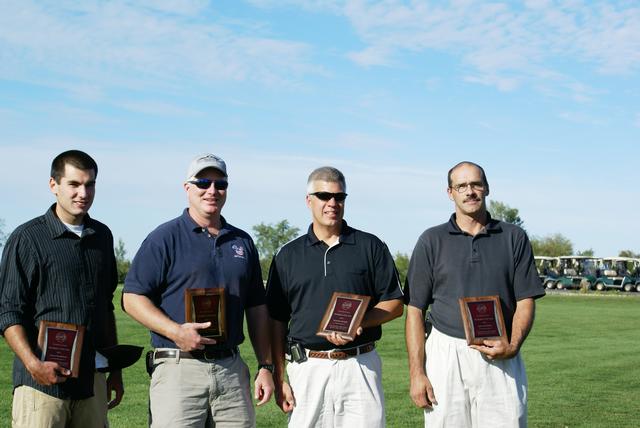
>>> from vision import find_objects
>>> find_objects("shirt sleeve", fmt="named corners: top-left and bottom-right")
top-left (513, 230), bottom-right (545, 301)
top-left (265, 253), bottom-right (291, 323)
top-left (122, 237), bottom-right (167, 304)
top-left (0, 231), bottom-right (37, 334)
top-left (373, 240), bottom-right (404, 302)
top-left (405, 233), bottom-right (434, 310)
top-left (243, 237), bottom-right (266, 309)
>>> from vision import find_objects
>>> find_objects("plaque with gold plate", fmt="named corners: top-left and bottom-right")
top-left (458, 295), bottom-right (508, 345)
top-left (185, 288), bottom-right (226, 342)
top-left (38, 321), bottom-right (85, 378)
top-left (316, 292), bottom-right (371, 341)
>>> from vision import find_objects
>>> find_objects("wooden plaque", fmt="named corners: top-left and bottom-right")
top-left (37, 321), bottom-right (85, 378)
top-left (185, 288), bottom-right (226, 342)
top-left (316, 292), bottom-right (371, 341)
top-left (459, 295), bottom-right (508, 345)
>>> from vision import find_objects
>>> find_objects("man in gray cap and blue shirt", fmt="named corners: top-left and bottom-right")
top-left (123, 153), bottom-right (274, 427)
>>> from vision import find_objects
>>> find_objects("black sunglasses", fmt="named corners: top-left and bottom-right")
top-left (187, 178), bottom-right (229, 190)
top-left (309, 192), bottom-right (348, 202)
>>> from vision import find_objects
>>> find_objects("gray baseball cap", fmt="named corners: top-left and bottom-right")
top-left (186, 153), bottom-right (228, 179)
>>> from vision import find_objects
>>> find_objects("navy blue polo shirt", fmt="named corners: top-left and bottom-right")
top-left (124, 210), bottom-right (265, 349)
top-left (266, 222), bottom-right (403, 351)
top-left (405, 214), bottom-right (545, 340)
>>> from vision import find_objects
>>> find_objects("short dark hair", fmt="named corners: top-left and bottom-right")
top-left (51, 150), bottom-right (98, 183)
top-left (447, 161), bottom-right (489, 189)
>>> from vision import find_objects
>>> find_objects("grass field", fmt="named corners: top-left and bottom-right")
top-left (1, 292), bottom-right (639, 427)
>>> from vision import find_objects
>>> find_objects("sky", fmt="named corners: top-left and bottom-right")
top-left (1, 0), bottom-right (639, 260)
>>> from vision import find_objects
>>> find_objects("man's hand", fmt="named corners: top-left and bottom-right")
top-left (470, 339), bottom-right (518, 360)
top-left (107, 370), bottom-right (124, 409)
top-left (409, 373), bottom-right (437, 409)
top-left (324, 327), bottom-right (362, 347)
top-left (173, 322), bottom-right (217, 351)
top-left (274, 380), bottom-right (296, 413)
top-left (254, 369), bottom-right (275, 406)
top-left (27, 360), bottom-right (70, 386)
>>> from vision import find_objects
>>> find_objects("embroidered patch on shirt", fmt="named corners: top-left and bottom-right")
top-left (232, 244), bottom-right (246, 259)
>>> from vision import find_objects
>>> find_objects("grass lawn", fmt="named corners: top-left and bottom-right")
top-left (1, 292), bottom-right (639, 427)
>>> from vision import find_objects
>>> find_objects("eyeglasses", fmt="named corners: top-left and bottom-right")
top-left (309, 192), bottom-right (348, 202)
top-left (187, 178), bottom-right (229, 190)
top-left (450, 182), bottom-right (486, 193)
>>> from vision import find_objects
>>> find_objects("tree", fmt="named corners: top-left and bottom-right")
top-left (394, 252), bottom-right (410, 285)
top-left (577, 249), bottom-right (595, 256)
top-left (488, 200), bottom-right (524, 228)
top-left (115, 238), bottom-right (131, 284)
top-left (252, 220), bottom-right (300, 281)
top-left (530, 234), bottom-right (573, 257)
top-left (618, 250), bottom-right (639, 258)
top-left (0, 218), bottom-right (7, 249)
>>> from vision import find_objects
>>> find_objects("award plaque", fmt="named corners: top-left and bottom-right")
top-left (459, 295), bottom-right (508, 345)
top-left (316, 292), bottom-right (371, 341)
top-left (37, 321), bottom-right (85, 378)
top-left (185, 288), bottom-right (226, 342)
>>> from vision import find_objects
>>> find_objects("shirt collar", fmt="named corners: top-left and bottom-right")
top-left (181, 208), bottom-right (230, 237)
top-left (446, 212), bottom-right (502, 236)
top-left (45, 204), bottom-right (96, 239)
top-left (305, 220), bottom-right (355, 246)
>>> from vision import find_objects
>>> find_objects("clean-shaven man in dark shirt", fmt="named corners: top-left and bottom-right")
top-left (0, 150), bottom-right (122, 428)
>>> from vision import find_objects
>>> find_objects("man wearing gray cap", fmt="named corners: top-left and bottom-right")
top-left (123, 153), bottom-right (274, 427)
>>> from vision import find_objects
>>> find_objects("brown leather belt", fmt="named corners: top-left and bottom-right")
top-left (154, 348), bottom-right (237, 361)
top-left (307, 343), bottom-right (375, 360)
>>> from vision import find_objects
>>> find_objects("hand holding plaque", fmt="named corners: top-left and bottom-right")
top-left (37, 321), bottom-right (85, 378)
top-left (317, 292), bottom-right (371, 341)
top-left (458, 295), bottom-right (507, 345)
top-left (185, 288), bottom-right (227, 342)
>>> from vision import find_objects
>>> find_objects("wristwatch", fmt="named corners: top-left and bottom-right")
top-left (257, 363), bottom-right (274, 373)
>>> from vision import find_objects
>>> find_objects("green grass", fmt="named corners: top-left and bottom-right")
top-left (1, 292), bottom-right (639, 427)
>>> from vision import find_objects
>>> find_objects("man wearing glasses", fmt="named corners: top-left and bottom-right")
top-left (266, 166), bottom-right (404, 427)
top-left (123, 153), bottom-right (274, 427)
top-left (404, 161), bottom-right (545, 427)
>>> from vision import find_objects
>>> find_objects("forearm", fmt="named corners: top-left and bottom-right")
top-left (246, 305), bottom-right (272, 364)
top-left (4, 324), bottom-right (40, 373)
top-left (122, 293), bottom-right (180, 342)
top-left (270, 320), bottom-right (288, 382)
top-left (103, 311), bottom-right (119, 348)
top-left (509, 298), bottom-right (535, 352)
top-left (405, 305), bottom-right (427, 377)
top-left (361, 298), bottom-right (404, 329)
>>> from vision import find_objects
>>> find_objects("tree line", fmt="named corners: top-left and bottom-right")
top-left (1, 208), bottom-right (638, 284)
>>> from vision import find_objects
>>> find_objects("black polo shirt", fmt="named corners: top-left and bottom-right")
top-left (0, 205), bottom-right (117, 399)
top-left (123, 210), bottom-right (265, 350)
top-left (266, 222), bottom-right (403, 351)
top-left (405, 214), bottom-right (545, 340)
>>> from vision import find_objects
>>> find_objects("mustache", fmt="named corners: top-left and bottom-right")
top-left (463, 197), bottom-right (481, 202)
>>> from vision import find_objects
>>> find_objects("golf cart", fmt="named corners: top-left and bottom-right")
top-left (594, 257), bottom-right (637, 292)
top-left (534, 256), bottom-right (560, 289)
top-left (554, 256), bottom-right (599, 290)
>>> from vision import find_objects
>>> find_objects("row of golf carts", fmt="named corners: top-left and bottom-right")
top-left (535, 256), bottom-right (640, 292)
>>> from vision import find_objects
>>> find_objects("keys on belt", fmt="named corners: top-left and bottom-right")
top-left (307, 343), bottom-right (375, 360)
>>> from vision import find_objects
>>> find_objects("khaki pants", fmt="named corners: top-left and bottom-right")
top-left (11, 373), bottom-right (108, 428)
top-left (149, 352), bottom-right (254, 428)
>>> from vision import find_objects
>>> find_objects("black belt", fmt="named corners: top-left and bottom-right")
top-left (154, 348), bottom-right (237, 361)
top-left (307, 343), bottom-right (375, 360)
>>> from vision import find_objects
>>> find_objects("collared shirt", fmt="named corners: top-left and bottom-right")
top-left (405, 213), bottom-right (545, 339)
top-left (123, 209), bottom-right (265, 350)
top-left (266, 222), bottom-right (404, 351)
top-left (0, 205), bottom-right (118, 399)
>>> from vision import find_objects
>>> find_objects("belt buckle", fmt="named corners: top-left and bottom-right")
top-left (204, 349), bottom-right (217, 361)
top-left (327, 349), bottom-right (337, 361)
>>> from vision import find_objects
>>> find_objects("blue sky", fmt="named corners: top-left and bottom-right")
top-left (1, 0), bottom-right (639, 259)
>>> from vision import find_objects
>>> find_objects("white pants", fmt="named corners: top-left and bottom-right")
top-left (424, 328), bottom-right (527, 428)
top-left (287, 349), bottom-right (385, 428)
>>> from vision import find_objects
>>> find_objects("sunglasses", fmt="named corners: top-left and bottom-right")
top-left (187, 178), bottom-right (229, 190)
top-left (309, 192), bottom-right (348, 202)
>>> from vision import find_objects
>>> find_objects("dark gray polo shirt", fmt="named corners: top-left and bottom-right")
top-left (266, 222), bottom-right (404, 351)
top-left (405, 214), bottom-right (545, 339)
top-left (0, 205), bottom-right (117, 399)
top-left (123, 210), bottom-right (265, 350)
